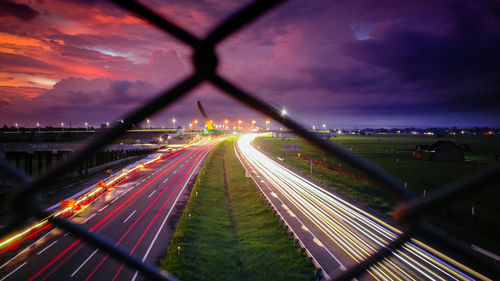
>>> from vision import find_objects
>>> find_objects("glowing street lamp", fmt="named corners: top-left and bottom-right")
top-left (172, 118), bottom-right (176, 128)
top-left (312, 125), bottom-right (316, 131)
top-left (281, 108), bottom-right (287, 117)
top-left (322, 124), bottom-right (326, 130)
top-left (61, 122), bottom-right (64, 131)
top-left (36, 122), bottom-right (40, 131)
top-left (84, 122), bottom-right (88, 130)
top-left (106, 122), bottom-right (110, 128)
top-left (146, 119), bottom-right (150, 129)
top-left (15, 123), bottom-right (19, 132)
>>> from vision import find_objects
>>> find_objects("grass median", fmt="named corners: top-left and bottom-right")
top-left (162, 138), bottom-right (315, 281)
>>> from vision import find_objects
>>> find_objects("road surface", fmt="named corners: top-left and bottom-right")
top-left (0, 138), bottom-right (217, 281)
top-left (235, 134), bottom-right (491, 281)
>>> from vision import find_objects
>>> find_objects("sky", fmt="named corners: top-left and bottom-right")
top-left (0, 0), bottom-right (499, 129)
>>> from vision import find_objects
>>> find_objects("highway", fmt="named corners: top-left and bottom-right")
top-left (0, 138), bottom-right (217, 281)
top-left (235, 134), bottom-right (492, 281)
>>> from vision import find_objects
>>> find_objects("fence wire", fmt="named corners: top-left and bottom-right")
top-left (1, 0), bottom-right (499, 280)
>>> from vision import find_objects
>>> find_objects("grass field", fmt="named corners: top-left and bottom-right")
top-left (255, 134), bottom-right (500, 253)
top-left (162, 138), bottom-right (315, 281)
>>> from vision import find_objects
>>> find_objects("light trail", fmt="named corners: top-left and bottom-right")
top-left (236, 134), bottom-right (491, 281)
top-left (26, 143), bottom-right (206, 281)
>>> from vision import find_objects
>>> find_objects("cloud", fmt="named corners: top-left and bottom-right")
top-left (0, 1), bottom-right (38, 21)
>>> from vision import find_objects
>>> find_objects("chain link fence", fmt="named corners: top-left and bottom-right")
top-left (1, 0), bottom-right (499, 280)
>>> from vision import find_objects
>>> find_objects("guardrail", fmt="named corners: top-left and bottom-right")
top-left (1, 0), bottom-right (499, 280)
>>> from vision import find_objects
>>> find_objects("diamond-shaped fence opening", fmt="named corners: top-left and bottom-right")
top-left (1, 0), bottom-right (499, 280)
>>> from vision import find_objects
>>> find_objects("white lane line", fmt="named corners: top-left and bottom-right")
top-left (98, 205), bottom-right (108, 212)
top-left (36, 240), bottom-right (58, 255)
top-left (83, 213), bottom-right (96, 224)
top-left (123, 210), bottom-right (136, 223)
top-left (131, 145), bottom-right (213, 281)
top-left (70, 248), bottom-right (99, 277)
top-left (64, 232), bottom-right (70, 237)
top-left (0, 261), bottom-right (27, 281)
top-left (111, 197), bottom-right (120, 204)
top-left (148, 190), bottom-right (156, 198)
top-left (162, 177), bottom-right (169, 184)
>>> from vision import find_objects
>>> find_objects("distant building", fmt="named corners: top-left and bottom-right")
top-left (412, 141), bottom-right (464, 161)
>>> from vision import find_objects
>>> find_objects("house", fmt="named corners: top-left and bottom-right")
top-left (412, 141), bottom-right (464, 161)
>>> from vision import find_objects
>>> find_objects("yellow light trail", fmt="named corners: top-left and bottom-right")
top-left (237, 134), bottom-right (491, 281)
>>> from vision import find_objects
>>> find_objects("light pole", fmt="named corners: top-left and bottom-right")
top-left (172, 118), bottom-right (176, 129)
top-left (15, 123), bottom-right (19, 132)
top-left (322, 124), bottom-right (326, 131)
top-left (61, 122), bottom-right (64, 131)
top-left (84, 122), bottom-right (88, 131)
top-left (266, 120), bottom-right (270, 130)
top-left (36, 122), bottom-right (40, 131)
top-left (146, 119), bottom-right (150, 130)
top-left (313, 125), bottom-right (316, 131)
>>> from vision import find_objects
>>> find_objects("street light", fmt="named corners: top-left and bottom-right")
top-left (312, 125), bottom-right (316, 131)
top-left (61, 122), bottom-right (64, 131)
top-left (172, 118), bottom-right (176, 128)
top-left (322, 124), bottom-right (326, 130)
top-left (15, 123), bottom-right (19, 132)
top-left (146, 119), bottom-right (150, 129)
top-left (36, 122), bottom-right (40, 131)
top-left (281, 108), bottom-right (287, 117)
top-left (106, 122), bottom-right (110, 128)
top-left (84, 122), bottom-right (88, 130)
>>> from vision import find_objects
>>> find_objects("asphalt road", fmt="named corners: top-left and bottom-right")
top-left (0, 139), bottom-right (217, 281)
top-left (235, 134), bottom-right (492, 281)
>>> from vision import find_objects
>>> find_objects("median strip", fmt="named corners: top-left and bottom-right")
top-left (162, 138), bottom-right (315, 280)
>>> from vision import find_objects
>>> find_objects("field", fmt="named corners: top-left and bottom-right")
top-left (162, 138), bottom-right (315, 281)
top-left (255, 134), bottom-right (500, 253)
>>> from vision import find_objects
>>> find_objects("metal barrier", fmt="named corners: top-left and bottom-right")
top-left (1, 0), bottom-right (499, 280)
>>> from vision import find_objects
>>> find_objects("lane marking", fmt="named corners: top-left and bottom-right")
top-left (36, 240), bottom-right (58, 255)
top-left (111, 197), bottom-right (119, 204)
top-left (70, 248), bottom-right (99, 277)
top-left (83, 213), bottom-right (96, 224)
top-left (123, 210), bottom-right (136, 223)
top-left (148, 190), bottom-right (156, 198)
top-left (131, 145), bottom-right (213, 281)
top-left (64, 232), bottom-right (70, 237)
top-left (98, 205), bottom-right (108, 212)
top-left (162, 177), bottom-right (169, 184)
top-left (0, 261), bottom-right (27, 281)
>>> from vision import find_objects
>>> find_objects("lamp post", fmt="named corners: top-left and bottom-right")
top-left (36, 122), bottom-right (40, 131)
top-left (61, 122), bottom-right (64, 131)
top-left (146, 119), bottom-right (150, 130)
top-left (172, 118), bottom-right (176, 129)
